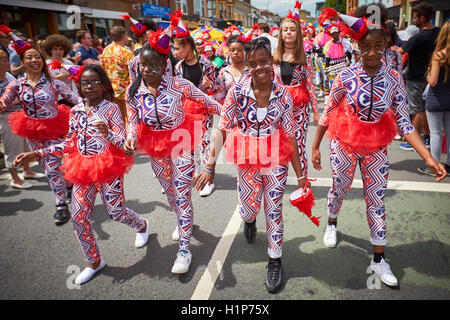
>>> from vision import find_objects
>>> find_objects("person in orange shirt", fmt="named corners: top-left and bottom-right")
top-left (99, 26), bottom-right (134, 122)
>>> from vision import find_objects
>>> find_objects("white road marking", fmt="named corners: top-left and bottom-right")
top-left (191, 204), bottom-right (241, 300)
top-left (286, 177), bottom-right (450, 193)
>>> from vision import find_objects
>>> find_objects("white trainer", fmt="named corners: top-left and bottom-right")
top-left (171, 226), bottom-right (179, 241)
top-left (135, 219), bottom-right (150, 248)
top-left (370, 258), bottom-right (398, 287)
top-left (75, 258), bottom-right (106, 285)
top-left (171, 250), bottom-right (192, 274)
top-left (323, 224), bottom-right (337, 248)
top-left (199, 182), bottom-right (215, 197)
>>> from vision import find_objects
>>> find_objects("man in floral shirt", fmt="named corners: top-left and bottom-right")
top-left (100, 26), bottom-right (134, 122)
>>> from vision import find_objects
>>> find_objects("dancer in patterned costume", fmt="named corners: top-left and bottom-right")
top-left (172, 10), bottom-right (219, 197)
top-left (14, 65), bottom-right (149, 285)
top-left (311, 7), bottom-right (446, 288)
top-left (0, 47), bottom-right (82, 225)
top-left (195, 38), bottom-right (308, 293)
top-left (313, 9), bottom-right (337, 98)
top-left (215, 35), bottom-right (250, 103)
top-left (272, 5), bottom-right (319, 176)
top-left (124, 28), bottom-right (222, 274)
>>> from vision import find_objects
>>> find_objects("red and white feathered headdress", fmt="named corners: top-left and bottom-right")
top-left (318, 8), bottom-right (372, 41)
top-left (11, 33), bottom-right (33, 55)
top-left (121, 14), bottom-right (147, 37)
top-left (170, 9), bottom-right (190, 38)
top-left (286, 1), bottom-right (302, 22)
top-left (241, 23), bottom-right (260, 43)
top-left (148, 28), bottom-right (172, 55)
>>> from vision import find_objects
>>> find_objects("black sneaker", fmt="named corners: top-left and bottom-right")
top-left (244, 220), bottom-right (257, 243)
top-left (266, 258), bottom-right (283, 293)
top-left (54, 206), bottom-right (71, 225)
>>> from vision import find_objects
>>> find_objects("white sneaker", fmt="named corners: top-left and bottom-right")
top-left (323, 224), bottom-right (337, 248)
top-left (23, 172), bottom-right (46, 180)
top-left (370, 258), bottom-right (398, 287)
top-left (171, 226), bottom-right (180, 241)
top-left (10, 181), bottom-right (32, 189)
top-left (135, 219), bottom-right (150, 248)
top-left (75, 258), bottom-right (106, 285)
top-left (171, 250), bottom-right (192, 274)
top-left (199, 182), bottom-right (215, 197)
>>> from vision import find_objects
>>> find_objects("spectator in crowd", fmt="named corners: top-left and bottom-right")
top-left (75, 30), bottom-right (101, 66)
top-left (43, 34), bottom-right (79, 103)
top-left (92, 35), bottom-right (104, 55)
top-left (398, 1), bottom-right (440, 151)
top-left (0, 26), bottom-right (13, 66)
top-left (9, 31), bottom-right (25, 77)
top-left (418, 21), bottom-right (450, 176)
top-left (254, 22), bottom-right (279, 55)
top-left (133, 18), bottom-right (157, 55)
top-left (99, 26), bottom-right (134, 122)
top-left (0, 50), bottom-right (45, 189)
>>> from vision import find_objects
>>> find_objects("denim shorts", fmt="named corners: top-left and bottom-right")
top-left (406, 80), bottom-right (427, 115)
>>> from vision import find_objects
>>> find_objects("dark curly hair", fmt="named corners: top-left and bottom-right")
top-left (43, 34), bottom-right (73, 57)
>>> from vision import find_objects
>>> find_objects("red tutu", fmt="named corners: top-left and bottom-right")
top-left (225, 128), bottom-right (294, 169)
top-left (285, 84), bottom-right (309, 107)
top-left (137, 113), bottom-right (203, 159)
top-left (60, 144), bottom-right (134, 185)
top-left (326, 98), bottom-right (397, 155)
top-left (8, 104), bottom-right (71, 142)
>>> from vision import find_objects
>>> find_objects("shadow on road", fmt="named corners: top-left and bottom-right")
top-left (99, 224), bottom-right (220, 284)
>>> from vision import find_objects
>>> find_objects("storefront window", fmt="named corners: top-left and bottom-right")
top-left (95, 19), bottom-right (107, 39)
top-left (34, 12), bottom-right (49, 37)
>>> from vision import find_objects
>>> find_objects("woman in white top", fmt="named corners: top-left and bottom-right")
top-left (43, 34), bottom-right (80, 95)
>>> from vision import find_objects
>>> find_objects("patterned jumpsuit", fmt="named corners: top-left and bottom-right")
top-left (0, 74), bottom-right (81, 208)
top-left (219, 76), bottom-right (298, 259)
top-left (273, 63), bottom-right (318, 175)
top-left (35, 100), bottom-right (145, 264)
top-left (174, 54), bottom-right (219, 169)
top-left (126, 75), bottom-right (221, 253)
top-left (319, 62), bottom-right (415, 246)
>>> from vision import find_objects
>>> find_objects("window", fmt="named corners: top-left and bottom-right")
top-left (207, 0), bottom-right (216, 19)
top-left (194, 0), bottom-right (202, 15)
top-left (176, 0), bottom-right (188, 12)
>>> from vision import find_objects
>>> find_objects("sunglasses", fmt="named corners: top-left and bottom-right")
top-left (80, 80), bottom-right (102, 87)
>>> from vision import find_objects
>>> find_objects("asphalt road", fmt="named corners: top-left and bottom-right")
top-left (0, 99), bottom-right (449, 301)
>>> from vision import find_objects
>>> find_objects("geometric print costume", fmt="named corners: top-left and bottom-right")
top-left (35, 100), bottom-right (145, 263)
top-left (219, 76), bottom-right (298, 258)
top-left (319, 61), bottom-right (415, 245)
top-left (126, 75), bottom-right (222, 253)
top-left (0, 74), bottom-right (82, 207)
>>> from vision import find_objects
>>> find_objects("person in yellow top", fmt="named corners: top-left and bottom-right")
top-left (100, 26), bottom-right (134, 122)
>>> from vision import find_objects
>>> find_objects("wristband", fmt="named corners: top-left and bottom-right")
top-left (203, 168), bottom-right (215, 175)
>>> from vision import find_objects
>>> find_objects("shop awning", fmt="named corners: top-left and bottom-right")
top-left (85, 9), bottom-right (129, 20)
top-left (0, 0), bottom-right (92, 14)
